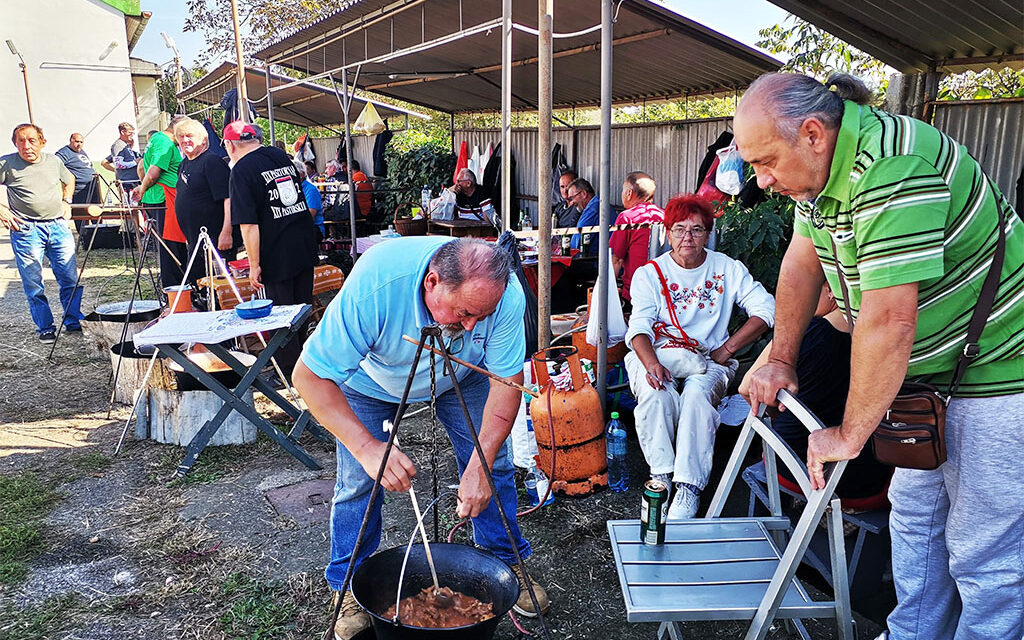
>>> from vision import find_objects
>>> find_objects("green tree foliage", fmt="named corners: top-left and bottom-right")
top-left (939, 68), bottom-right (1024, 100)
top-left (378, 142), bottom-right (456, 224)
top-left (756, 16), bottom-right (888, 91)
top-left (716, 191), bottom-right (795, 295)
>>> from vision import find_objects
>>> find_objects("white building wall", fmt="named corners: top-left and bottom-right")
top-left (0, 0), bottom-right (138, 160)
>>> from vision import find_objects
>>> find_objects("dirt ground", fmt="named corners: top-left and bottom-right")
top-left (0, 231), bottom-right (888, 639)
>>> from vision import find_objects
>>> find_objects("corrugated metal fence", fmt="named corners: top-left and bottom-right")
top-left (454, 118), bottom-right (734, 219)
top-left (932, 99), bottom-right (1022, 209)
top-left (450, 99), bottom-right (1021, 218)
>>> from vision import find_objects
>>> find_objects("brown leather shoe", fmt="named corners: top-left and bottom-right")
top-left (332, 590), bottom-right (370, 640)
top-left (511, 563), bottom-right (550, 618)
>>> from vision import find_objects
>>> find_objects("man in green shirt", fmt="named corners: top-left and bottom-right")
top-left (736, 73), bottom-right (1022, 640)
top-left (132, 117), bottom-right (186, 288)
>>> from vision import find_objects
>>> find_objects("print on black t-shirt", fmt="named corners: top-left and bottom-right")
top-left (229, 146), bottom-right (317, 283)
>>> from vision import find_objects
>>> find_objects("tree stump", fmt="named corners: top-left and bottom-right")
top-left (144, 388), bottom-right (258, 446)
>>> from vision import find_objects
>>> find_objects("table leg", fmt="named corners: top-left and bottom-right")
top-left (159, 346), bottom-right (322, 476)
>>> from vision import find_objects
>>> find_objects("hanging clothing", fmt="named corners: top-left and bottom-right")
top-left (481, 142), bottom-right (494, 172)
top-left (204, 119), bottom-right (228, 159)
top-left (220, 88), bottom-right (258, 124)
top-left (453, 140), bottom-right (469, 184)
top-left (469, 145), bottom-right (482, 178)
top-left (695, 130), bottom-right (733, 191)
top-left (550, 143), bottom-right (570, 205)
top-left (372, 124), bottom-right (393, 177)
top-left (480, 142), bottom-right (517, 221)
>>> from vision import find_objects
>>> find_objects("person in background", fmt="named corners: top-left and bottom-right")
top-left (610, 172), bottom-right (664, 302)
top-left (736, 72), bottom-right (1023, 640)
top-left (450, 168), bottom-right (496, 225)
top-left (567, 178), bottom-right (600, 255)
top-left (102, 122), bottom-right (141, 194)
top-left (625, 194), bottom-right (774, 520)
top-left (55, 133), bottom-right (100, 221)
top-left (172, 118), bottom-right (236, 288)
top-left (131, 116), bottom-right (187, 288)
top-left (292, 237), bottom-right (547, 639)
top-left (552, 169), bottom-right (580, 228)
top-left (0, 124), bottom-right (83, 342)
top-left (342, 159), bottom-right (373, 219)
top-left (224, 120), bottom-right (317, 376)
top-left (304, 161), bottom-right (319, 182)
top-left (300, 163), bottom-right (325, 238)
top-left (739, 283), bottom-right (891, 498)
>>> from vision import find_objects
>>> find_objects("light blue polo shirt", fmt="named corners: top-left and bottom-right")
top-left (301, 236), bottom-right (526, 402)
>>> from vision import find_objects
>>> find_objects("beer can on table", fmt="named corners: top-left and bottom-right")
top-left (640, 479), bottom-right (668, 545)
top-left (561, 234), bottom-right (571, 256)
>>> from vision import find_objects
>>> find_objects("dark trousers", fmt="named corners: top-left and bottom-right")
top-left (72, 177), bottom-right (101, 232)
top-left (263, 267), bottom-right (314, 376)
top-left (152, 205), bottom-right (188, 289)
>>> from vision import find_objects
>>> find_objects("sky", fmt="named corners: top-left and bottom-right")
top-left (131, 0), bottom-right (792, 71)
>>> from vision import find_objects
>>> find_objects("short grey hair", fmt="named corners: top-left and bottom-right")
top-left (457, 168), bottom-right (477, 184)
top-left (429, 238), bottom-right (513, 289)
top-left (741, 72), bottom-right (873, 142)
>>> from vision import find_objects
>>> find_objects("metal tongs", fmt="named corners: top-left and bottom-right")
top-left (384, 421), bottom-right (454, 609)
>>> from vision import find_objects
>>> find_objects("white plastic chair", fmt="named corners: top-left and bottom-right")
top-left (608, 389), bottom-right (855, 640)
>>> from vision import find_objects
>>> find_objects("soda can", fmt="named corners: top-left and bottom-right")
top-left (640, 479), bottom-right (668, 545)
top-left (561, 234), bottom-right (571, 256)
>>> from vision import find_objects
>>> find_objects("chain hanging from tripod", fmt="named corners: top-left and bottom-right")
top-left (429, 335), bottom-right (440, 542)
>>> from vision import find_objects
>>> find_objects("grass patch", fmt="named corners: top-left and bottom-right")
top-left (0, 594), bottom-right (80, 640)
top-left (218, 572), bottom-right (298, 639)
top-left (0, 473), bottom-right (60, 587)
top-left (71, 452), bottom-right (112, 473)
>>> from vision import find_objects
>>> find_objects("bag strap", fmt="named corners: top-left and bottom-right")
top-left (647, 260), bottom-right (701, 350)
top-left (825, 186), bottom-right (1007, 401)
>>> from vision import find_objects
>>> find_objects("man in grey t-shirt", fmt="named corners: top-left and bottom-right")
top-left (101, 122), bottom-right (141, 192)
top-left (0, 123), bottom-right (83, 342)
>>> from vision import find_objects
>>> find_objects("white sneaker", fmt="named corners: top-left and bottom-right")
top-left (667, 483), bottom-right (700, 520)
top-left (650, 473), bottom-right (671, 486)
top-left (873, 633), bottom-right (889, 640)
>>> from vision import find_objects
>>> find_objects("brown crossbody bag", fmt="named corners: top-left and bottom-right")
top-left (828, 195), bottom-right (1006, 470)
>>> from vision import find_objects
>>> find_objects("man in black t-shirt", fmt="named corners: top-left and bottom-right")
top-left (225, 120), bottom-right (317, 375)
top-left (173, 118), bottom-right (238, 286)
top-left (451, 168), bottom-right (496, 225)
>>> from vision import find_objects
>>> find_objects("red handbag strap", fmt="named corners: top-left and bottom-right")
top-left (648, 260), bottom-right (701, 350)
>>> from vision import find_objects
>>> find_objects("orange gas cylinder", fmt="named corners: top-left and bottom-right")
top-left (530, 346), bottom-right (608, 497)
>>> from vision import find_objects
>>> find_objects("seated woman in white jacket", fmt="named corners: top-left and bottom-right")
top-left (625, 194), bottom-right (775, 519)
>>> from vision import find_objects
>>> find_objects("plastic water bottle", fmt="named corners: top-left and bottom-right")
top-left (421, 185), bottom-right (432, 214)
top-left (606, 411), bottom-right (629, 492)
top-left (525, 461), bottom-right (554, 507)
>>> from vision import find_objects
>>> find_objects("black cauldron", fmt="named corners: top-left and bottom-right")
top-left (351, 544), bottom-right (519, 640)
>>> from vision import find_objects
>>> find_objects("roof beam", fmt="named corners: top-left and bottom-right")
top-left (364, 28), bottom-right (670, 91)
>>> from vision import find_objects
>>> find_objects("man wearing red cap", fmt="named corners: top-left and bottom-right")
top-left (224, 120), bottom-right (317, 376)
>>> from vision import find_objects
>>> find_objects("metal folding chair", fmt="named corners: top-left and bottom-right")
top-left (608, 389), bottom-right (855, 640)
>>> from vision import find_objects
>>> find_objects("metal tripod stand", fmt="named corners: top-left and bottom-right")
top-left (323, 324), bottom-right (552, 640)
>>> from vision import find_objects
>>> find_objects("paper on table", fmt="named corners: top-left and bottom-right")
top-left (132, 304), bottom-right (306, 348)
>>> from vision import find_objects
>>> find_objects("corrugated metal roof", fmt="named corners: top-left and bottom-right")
top-left (176, 61), bottom-right (429, 128)
top-left (767, 0), bottom-right (1023, 72)
top-left (254, 0), bottom-right (781, 114)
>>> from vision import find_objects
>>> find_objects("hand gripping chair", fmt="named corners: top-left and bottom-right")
top-left (607, 389), bottom-right (855, 640)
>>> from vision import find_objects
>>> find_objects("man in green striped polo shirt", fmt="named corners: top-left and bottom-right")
top-left (736, 72), bottom-right (1022, 640)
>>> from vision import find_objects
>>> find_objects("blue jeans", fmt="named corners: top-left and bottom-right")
top-left (326, 370), bottom-right (531, 589)
top-left (10, 219), bottom-right (83, 334)
top-left (887, 393), bottom-right (1024, 640)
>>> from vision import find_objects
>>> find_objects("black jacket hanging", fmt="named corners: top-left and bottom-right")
top-left (372, 123), bottom-right (393, 178)
top-left (695, 130), bottom-right (734, 191)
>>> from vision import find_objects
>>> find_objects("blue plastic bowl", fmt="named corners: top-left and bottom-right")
top-left (235, 298), bottom-right (274, 319)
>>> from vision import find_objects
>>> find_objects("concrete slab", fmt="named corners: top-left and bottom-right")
top-left (264, 479), bottom-right (335, 527)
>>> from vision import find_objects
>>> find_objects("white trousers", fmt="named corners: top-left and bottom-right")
top-left (624, 351), bottom-right (736, 489)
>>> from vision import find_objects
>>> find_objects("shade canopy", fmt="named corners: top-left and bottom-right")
top-left (255, 0), bottom-right (782, 114)
top-left (767, 0), bottom-right (1023, 72)
top-left (177, 61), bottom-right (430, 127)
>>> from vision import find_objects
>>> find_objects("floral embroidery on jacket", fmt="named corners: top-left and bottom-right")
top-left (671, 273), bottom-right (726, 312)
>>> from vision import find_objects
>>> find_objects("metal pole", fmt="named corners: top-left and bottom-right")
top-left (230, 0), bottom-right (249, 123)
top-left (596, 0), bottom-right (612, 409)
top-left (265, 63), bottom-right (276, 146)
top-left (341, 69), bottom-right (358, 258)
top-left (19, 61), bottom-right (34, 124)
top-left (500, 0), bottom-right (512, 230)
top-left (536, 0), bottom-right (553, 349)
